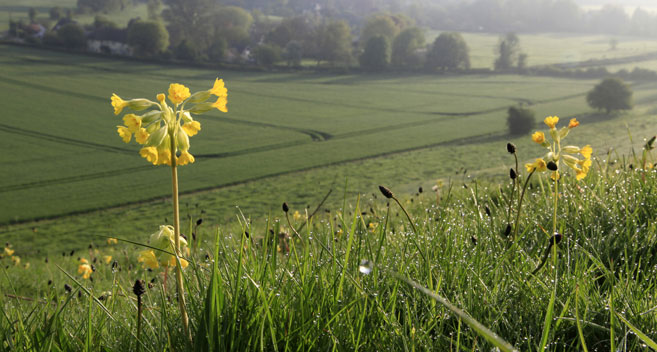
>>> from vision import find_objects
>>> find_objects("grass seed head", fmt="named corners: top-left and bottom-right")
top-left (379, 185), bottom-right (394, 199)
top-left (507, 143), bottom-right (516, 154)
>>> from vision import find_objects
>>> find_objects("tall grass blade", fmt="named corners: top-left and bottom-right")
top-left (194, 229), bottom-right (225, 352)
top-left (395, 274), bottom-right (518, 352)
top-left (574, 286), bottom-right (588, 352)
top-left (615, 313), bottom-right (657, 349)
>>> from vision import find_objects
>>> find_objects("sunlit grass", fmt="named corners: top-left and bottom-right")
top-left (2, 149), bottom-right (657, 349)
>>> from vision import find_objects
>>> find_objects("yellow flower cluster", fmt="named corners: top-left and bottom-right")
top-left (138, 225), bottom-right (189, 270)
top-left (526, 116), bottom-right (592, 181)
top-left (110, 79), bottom-right (228, 166)
top-left (78, 258), bottom-right (93, 279)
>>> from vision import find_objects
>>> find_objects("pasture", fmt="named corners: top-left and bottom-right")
top-left (2, 44), bottom-right (657, 257)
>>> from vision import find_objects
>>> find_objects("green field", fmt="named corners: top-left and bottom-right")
top-left (3, 44), bottom-right (657, 257)
top-left (428, 31), bottom-right (657, 69)
top-left (0, 0), bottom-right (148, 34)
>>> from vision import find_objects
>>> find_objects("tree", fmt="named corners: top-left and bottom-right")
top-left (254, 44), bottom-right (281, 67)
top-left (162, 0), bottom-right (213, 49)
top-left (391, 27), bottom-right (425, 68)
top-left (359, 13), bottom-right (412, 48)
top-left (284, 40), bottom-right (303, 67)
top-left (210, 6), bottom-right (253, 49)
top-left (586, 78), bottom-right (633, 114)
top-left (127, 20), bottom-right (169, 57)
top-left (57, 23), bottom-right (86, 49)
top-left (359, 35), bottom-right (389, 70)
top-left (50, 7), bottom-right (64, 20)
top-left (208, 38), bottom-right (227, 62)
top-left (494, 33), bottom-right (520, 70)
top-left (426, 32), bottom-right (470, 71)
top-left (315, 20), bottom-right (352, 66)
top-left (507, 105), bottom-right (535, 135)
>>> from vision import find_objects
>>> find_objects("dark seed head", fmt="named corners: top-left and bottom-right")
top-left (47, 280), bottom-right (52, 286)
top-left (133, 279), bottom-right (146, 297)
top-left (69, 250), bottom-right (75, 256)
top-left (504, 224), bottom-right (512, 236)
top-left (470, 235), bottom-right (477, 245)
top-left (244, 231), bottom-right (249, 238)
top-left (547, 161), bottom-right (558, 171)
top-left (88, 244), bottom-right (93, 249)
top-left (485, 205), bottom-right (491, 217)
top-left (507, 143), bottom-right (516, 154)
top-left (196, 218), bottom-right (203, 226)
top-left (282, 202), bottom-right (289, 213)
top-left (509, 168), bottom-right (517, 180)
top-left (64, 284), bottom-right (72, 293)
top-left (378, 185), bottom-right (393, 199)
top-left (551, 232), bottom-right (563, 245)
top-left (418, 186), bottom-right (423, 193)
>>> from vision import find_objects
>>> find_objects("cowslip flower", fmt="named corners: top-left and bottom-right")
top-left (532, 131), bottom-right (545, 144)
top-left (107, 238), bottom-right (118, 245)
top-left (4, 247), bottom-right (14, 256)
top-left (78, 259), bottom-right (93, 279)
top-left (110, 79), bottom-right (228, 166)
top-left (103, 255), bottom-right (112, 264)
top-left (528, 116), bottom-right (592, 180)
top-left (146, 225), bottom-right (190, 269)
top-left (138, 250), bottom-right (159, 269)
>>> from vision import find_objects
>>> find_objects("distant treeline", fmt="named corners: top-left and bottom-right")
top-left (7, 0), bottom-right (657, 77)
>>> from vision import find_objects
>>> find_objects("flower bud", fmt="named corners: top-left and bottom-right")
top-left (188, 102), bottom-right (214, 114)
top-left (378, 185), bottom-right (394, 199)
top-left (547, 161), bottom-right (558, 171)
top-left (133, 279), bottom-right (145, 296)
top-left (558, 127), bottom-right (570, 139)
top-left (506, 143), bottom-right (516, 154)
top-left (561, 146), bottom-right (580, 154)
top-left (146, 125), bottom-right (168, 148)
top-left (127, 99), bottom-right (155, 111)
top-left (188, 91), bottom-right (212, 103)
top-left (176, 126), bottom-right (190, 152)
top-left (141, 110), bottom-right (161, 124)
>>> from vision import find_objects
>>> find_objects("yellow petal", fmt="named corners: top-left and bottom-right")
top-left (544, 116), bottom-right (559, 129)
top-left (117, 126), bottom-right (132, 143)
top-left (532, 131), bottom-right (545, 144)
top-left (168, 83), bottom-right (191, 105)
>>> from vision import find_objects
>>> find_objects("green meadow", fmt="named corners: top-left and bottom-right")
top-left (3, 43), bottom-right (657, 257)
top-left (3, 32), bottom-right (657, 351)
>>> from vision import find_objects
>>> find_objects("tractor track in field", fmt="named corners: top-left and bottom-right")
top-left (0, 85), bottom-right (585, 195)
top-left (0, 123), bottom-right (135, 154)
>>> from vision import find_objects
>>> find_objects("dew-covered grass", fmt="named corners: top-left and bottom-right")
top-left (2, 151), bottom-right (657, 350)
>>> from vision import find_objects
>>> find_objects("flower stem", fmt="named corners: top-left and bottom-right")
top-left (170, 135), bottom-right (191, 342)
top-left (512, 170), bottom-right (535, 240)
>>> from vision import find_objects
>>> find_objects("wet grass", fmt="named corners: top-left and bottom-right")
top-left (2, 153), bottom-right (657, 350)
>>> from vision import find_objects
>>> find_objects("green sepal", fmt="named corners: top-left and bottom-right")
top-left (188, 91), bottom-right (212, 103)
top-left (145, 125), bottom-right (168, 147)
top-left (188, 102), bottom-right (214, 114)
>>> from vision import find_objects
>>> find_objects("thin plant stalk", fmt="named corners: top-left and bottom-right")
top-left (512, 170), bottom-right (535, 240)
top-left (169, 133), bottom-right (191, 342)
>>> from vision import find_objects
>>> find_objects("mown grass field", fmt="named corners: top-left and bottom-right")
top-left (3, 44), bottom-right (657, 257)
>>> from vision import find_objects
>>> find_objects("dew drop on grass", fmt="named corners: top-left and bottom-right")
top-left (359, 260), bottom-right (373, 275)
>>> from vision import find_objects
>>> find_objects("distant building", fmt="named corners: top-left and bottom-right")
top-left (24, 23), bottom-right (46, 39)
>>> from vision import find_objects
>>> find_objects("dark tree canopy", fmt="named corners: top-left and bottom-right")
top-left (315, 20), bottom-right (352, 66)
top-left (127, 20), bottom-right (169, 57)
top-left (425, 32), bottom-right (470, 71)
top-left (494, 33), bottom-right (520, 70)
top-left (391, 27), bottom-right (425, 68)
top-left (586, 78), bottom-right (633, 114)
top-left (507, 105), bottom-right (536, 135)
top-left (359, 35), bottom-right (389, 70)
top-left (57, 23), bottom-right (86, 50)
